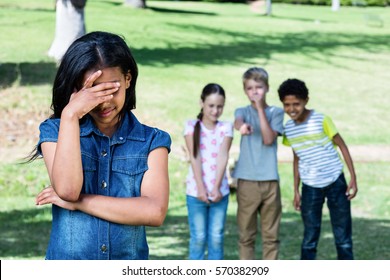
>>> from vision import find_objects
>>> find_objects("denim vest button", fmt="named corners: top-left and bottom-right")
top-left (101, 180), bottom-right (107, 189)
top-left (119, 137), bottom-right (124, 141)
top-left (101, 244), bottom-right (107, 252)
top-left (101, 150), bottom-right (107, 157)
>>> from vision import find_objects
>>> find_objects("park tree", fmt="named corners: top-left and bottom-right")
top-left (249, 0), bottom-right (272, 15)
top-left (124, 0), bottom-right (146, 9)
top-left (265, 0), bottom-right (272, 16)
top-left (332, 0), bottom-right (340, 11)
top-left (48, 0), bottom-right (87, 61)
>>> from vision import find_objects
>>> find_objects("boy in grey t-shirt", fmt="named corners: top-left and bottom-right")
top-left (232, 67), bottom-right (284, 260)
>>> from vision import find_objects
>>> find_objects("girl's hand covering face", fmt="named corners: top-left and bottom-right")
top-left (67, 70), bottom-right (120, 119)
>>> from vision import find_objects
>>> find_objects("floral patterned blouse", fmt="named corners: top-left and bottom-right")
top-left (184, 120), bottom-right (233, 198)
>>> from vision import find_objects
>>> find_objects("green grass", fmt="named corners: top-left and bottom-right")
top-left (1, 161), bottom-right (390, 259)
top-left (1, 0), bottom-right (390, 259)
top-left (151, 161), bottom-right (390, 260)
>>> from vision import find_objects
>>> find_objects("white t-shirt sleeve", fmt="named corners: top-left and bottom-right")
top-left (224, 121), bottom-right (234, 138)
top-left (183, 120), bottom-right (196, 136)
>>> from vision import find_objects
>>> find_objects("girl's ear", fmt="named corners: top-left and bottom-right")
top-left (199, 99), bottom-right (204, 109)
top-left (125, 71), bottom-right (131, 89)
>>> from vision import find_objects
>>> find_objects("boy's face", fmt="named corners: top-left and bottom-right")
top-left (281, 95), bottom-right (309, 123)
top-left (244, 79), bottom-right (268, 103)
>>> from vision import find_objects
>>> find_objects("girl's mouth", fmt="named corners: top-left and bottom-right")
top-left (98, 107), bottom-right (114, 117)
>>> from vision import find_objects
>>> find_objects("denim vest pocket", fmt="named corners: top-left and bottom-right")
top-left (111, 156), bottom-right (148, 197)
top-left (81, 153), bottom-right (98, 194)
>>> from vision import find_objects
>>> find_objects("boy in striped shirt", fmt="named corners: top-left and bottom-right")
top-left (278, 78), bottom-right (357, 260)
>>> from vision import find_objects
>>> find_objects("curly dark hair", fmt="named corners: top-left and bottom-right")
top-left (278, 78), bottom-right (309, 101)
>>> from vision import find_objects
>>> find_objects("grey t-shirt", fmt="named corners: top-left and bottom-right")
top-left (232, 105), bottom-right (284, 181)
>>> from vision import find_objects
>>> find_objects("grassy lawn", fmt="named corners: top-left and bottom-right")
top-left (0, 0), bottom-right (389, 260)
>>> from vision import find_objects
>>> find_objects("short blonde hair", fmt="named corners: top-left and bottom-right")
top-left (242, 67), bottom-right (269, 87)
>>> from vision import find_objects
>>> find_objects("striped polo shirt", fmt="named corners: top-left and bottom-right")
top-left (283, 110), bottom-right (343, 188)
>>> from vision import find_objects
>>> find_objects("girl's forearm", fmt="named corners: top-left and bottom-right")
top-left (52, 111), bottom-right (83, 202)
top-left (189, 157), bottom-right (206, 192)
top-left (213, 137), bottom-right (233, 190)
top-left (73, 148), bottom-right (170, 226)
top-left (213, 154), bottom-right (228, 191)
top-left (75, 194), bottom-right (166, 226)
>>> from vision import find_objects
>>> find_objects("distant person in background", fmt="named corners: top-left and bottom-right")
top-left (232, 67), bottom-right (284, 260)
top-left (278, 78), bottom-right (357, 260)
top-left (29, 31), bottom-right (171, 259)
top-left (184, 83), bottom-right (233, 260)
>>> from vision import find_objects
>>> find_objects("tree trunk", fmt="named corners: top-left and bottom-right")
top-left (124, 0), bottom-right (146, 9)
top-left (48, 0), bottom-right (86, 61)
top-left (331, 0), bottom-right (340, 11)
top-left (265, 0), bottom-right (272, 16)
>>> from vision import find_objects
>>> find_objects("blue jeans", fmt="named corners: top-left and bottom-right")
top-left (186, 195), bottom-right (229, 260)
top-left (300, 173), bottom-right (353, 260)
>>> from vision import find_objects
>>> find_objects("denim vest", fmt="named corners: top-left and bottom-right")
top-left (37, 112), bottom-right (171, 259)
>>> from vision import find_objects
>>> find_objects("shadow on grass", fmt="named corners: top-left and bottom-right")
top-left (0, 62), bottom-right (57, 89)
top-left (147, 6), bottom-right (216, 15)
top-left (1, 27), bottom-right (388, 90)
top-left (270, 15), bottom-right (334, 23)
top-left (100, 0), bottom-right (123, 7)
top-left (148, 212), bottom-right (390, 260)
top-left (1, 207), bottom-right (389, 260)
top-left (134, 26), bottom-right (389, 70)
top-left (0, 208), bottom-right (51, 259)
top-left (0, 3), bottom-right (54, 13)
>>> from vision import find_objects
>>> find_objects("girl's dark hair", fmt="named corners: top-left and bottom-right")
top-left (193, 83), bottom-right (225, 158)
top-left (278, 78), bottom-right (309, 101)
top-left (52, 31), bottom-right (138, 118)
top-left (26, 31), bottom-right (138, 162)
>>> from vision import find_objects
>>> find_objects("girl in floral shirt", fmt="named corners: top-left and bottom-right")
top-left (184, 83), bottom-right (233, 260)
